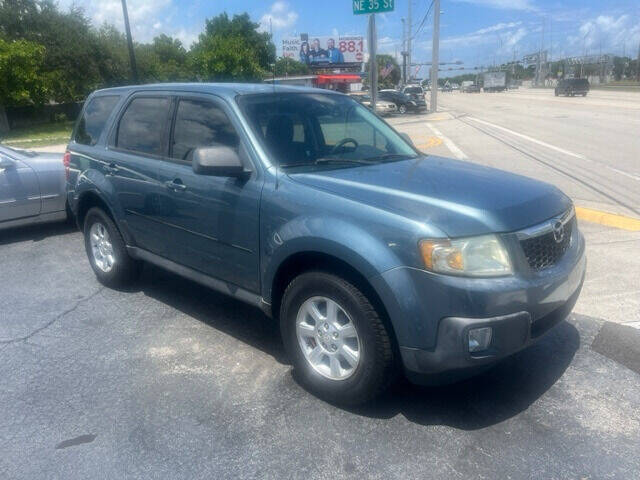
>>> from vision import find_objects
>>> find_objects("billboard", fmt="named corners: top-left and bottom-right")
top-left (283, 35), bottom-right (365, 68)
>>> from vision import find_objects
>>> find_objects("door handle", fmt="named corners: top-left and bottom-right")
top-left (104, 162), bottom-right (119, 174)
top-left (165, 179), bottom-right (187, 191)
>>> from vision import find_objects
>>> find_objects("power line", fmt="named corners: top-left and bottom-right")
top-left (411, 0), bottom-right (435, 41)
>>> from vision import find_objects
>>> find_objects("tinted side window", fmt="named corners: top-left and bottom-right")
top-left (75, 96), bottom-right (120, 146)
top-left (171, 99), bottom-right (239, 161)
top-left (116, 97), bottom-right (170, 156)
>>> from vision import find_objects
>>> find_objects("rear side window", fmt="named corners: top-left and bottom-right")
top-left (171, 99), bottom-right (239, 161)
top-left (116, 97), bottom-right (170, 156)
top-left (74, 96), bottom-right (120, 146)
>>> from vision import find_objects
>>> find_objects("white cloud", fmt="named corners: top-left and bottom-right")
top-left (453, 0), bottom-right (537, 12)
top-left (58, 0), bottom-right (200, 45)
top-left (475, 21), bottom-right (522, 35)
top-left (567, 15), bottom-right (640, 56)
top-left (258, 1), bottom-right (298, 33)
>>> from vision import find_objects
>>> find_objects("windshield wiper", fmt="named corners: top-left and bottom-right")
top-left (314, 157), bottom-right (376, 165)
top-left (363, 153), bottom-right (419, 162)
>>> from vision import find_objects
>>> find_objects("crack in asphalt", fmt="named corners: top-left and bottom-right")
top-left (0, 287), bottom-right (104, 345)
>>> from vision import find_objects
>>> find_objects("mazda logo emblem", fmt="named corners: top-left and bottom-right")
top-left (552, 221), bottom-right (565, 243)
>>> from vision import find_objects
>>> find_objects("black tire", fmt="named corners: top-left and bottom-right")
top-left (582, 92), bottom-right (587, 97)
top-left (280, 271), bottom-right (395, 405)
top-left (398, 104), bottom-right (407, 114)
top-left (83, 207), bottom-right (141, 288)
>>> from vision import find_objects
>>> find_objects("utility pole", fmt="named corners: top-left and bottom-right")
top-left (401, 18), bottom-right (407, 84)
top-left (407, 0), bottom-right (412, 82)
top-left (637, 41), bottom-right (640, 82)
top-left (121, 0), bottom-right (138, 83)
top-left (430, 0), bottom-right (440, 113)
top-left (368, 14), bottom-right (378, 114)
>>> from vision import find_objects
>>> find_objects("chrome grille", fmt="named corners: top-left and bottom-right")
top-left (518, 209), bottom-right (575, 271)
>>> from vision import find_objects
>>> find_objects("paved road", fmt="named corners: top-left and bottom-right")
top-left (1, 224), bottom-right (639, 479)
top-left (389, 88), bottom-right (640, 327)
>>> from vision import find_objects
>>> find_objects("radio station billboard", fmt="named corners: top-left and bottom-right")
top-left (283, 35), bottom-right (365, 68)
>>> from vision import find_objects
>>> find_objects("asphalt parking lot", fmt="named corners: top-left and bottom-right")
top-left (1, 88), bottom-right (639, 479)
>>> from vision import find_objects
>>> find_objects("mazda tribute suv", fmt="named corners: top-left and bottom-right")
top-left (66, 84), bottom-right (586, 404)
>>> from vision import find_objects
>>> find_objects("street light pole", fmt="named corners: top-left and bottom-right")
top-left (368, 14), bottom-right (377, 114)
top-left (121, 0), bottom-right (138, 84)
top-left (430, 0), bottom-right (440, 113)
top-left (407, 0), bottom-right (412, 82)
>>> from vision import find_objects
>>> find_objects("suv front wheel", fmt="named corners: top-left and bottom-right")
top-left (83, 207), bottom-right (141, 288)
top-left (280, 271), bottom-right (395, 405)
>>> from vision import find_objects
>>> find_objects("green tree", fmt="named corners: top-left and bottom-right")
top-left (364, 54), bottom-right (401, 89)
top-left (190, 34), bottom-right (265, 81)
top-left (0, 37), bottom-right (47, 132)
top-left (0, 0), bottom-right (103, 101)
top-left (190, 12), bottom-right (275, 81)
top-left (141, 34), bottom-right (191, 82)
top-left (273, 57), bottom-right (310, 77)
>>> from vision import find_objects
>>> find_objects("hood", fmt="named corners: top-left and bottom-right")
top-left (288, 156), bottom-right (571, 237)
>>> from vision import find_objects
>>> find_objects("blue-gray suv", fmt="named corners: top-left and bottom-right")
top-left (67, 84), bottom-right (586, 404)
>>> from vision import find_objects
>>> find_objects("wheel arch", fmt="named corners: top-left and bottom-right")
top-left (269, 250), bottom-right (401, 359)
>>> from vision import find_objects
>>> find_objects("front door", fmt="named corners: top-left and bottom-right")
top-left (0, 155), bottom-right (40, 223)
top-left (154, 96), bottom-right (262, 293)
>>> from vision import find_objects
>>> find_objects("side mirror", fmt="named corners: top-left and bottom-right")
top-left (192, 146), bottom-right (248, 177)
top-left (0, 156), bottom-right (15, 169)
top-left (400, 132), bottom-right (416, 148)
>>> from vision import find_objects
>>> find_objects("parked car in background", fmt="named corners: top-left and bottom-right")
top-left (0, 145), bottom-right (68, 230)
top-left (461, 82), bottom-right (481, 93)
top-left (349, 94), bottom-right (397, 116)
top-left (555, 78), bottom-right (589, 97)
top-left (378, 90), bottom-right (425, 114)
top-left (401, 85), bottom-right (427, 109)
top-left (67, 84), bottom-right (586, 405)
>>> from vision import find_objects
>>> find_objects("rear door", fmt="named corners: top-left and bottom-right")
top-left (104, 95), bottom-right (172, 254)
top-left (0, 154), bottom-right (40, 222)
top-left (153, 95), bottom-right (263, 292)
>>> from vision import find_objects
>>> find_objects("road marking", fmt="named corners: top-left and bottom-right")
top-left (575, 206), bottom-right (640, 231)
top-left (466, 116), bottom-right (586, 159)
top-left (466, 116), bottom-right (640, 183)
top-left (415, 136), bottom-right (443, 150)
top-left (426, 123), bottom-right (468, 160)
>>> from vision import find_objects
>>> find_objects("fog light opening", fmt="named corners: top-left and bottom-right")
top-left (468, 327), bottom-right (492, 353)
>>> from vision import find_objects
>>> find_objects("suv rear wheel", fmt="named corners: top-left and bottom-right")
top-left (280, 271), bottom-right (395, 405)
top-left (83, 207), bottom-right (141, 287)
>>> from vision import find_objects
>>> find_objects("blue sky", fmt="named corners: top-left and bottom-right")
top-left (62, 0), bottom-right (639, 73)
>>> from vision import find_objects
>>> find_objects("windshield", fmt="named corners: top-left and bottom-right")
top-left (238, 93), bottom-right (418, 171)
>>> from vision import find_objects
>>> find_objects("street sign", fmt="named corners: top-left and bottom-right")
top-left (353, 0), bottom-right (394, 15)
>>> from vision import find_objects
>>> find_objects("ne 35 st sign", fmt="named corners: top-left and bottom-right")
top-left (353, 0), bottom-right (394, 15)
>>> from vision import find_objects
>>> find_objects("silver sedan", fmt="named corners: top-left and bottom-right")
top-left (0, 145), bottom-right (68, 230)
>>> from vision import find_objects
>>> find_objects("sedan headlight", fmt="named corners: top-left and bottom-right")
top-left (419, 235), bottom-right (512, 277)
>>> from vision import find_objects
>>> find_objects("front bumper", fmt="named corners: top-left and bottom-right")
top-left (370, 228), bottom-right (586, 383)
top-left (400, 277), bottom-right (583, 385)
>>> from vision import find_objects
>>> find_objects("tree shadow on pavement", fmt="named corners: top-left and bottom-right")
top-left (345, 319), bottom-right (580, 430)
top-left (137, 264), bottom-right (289, 365)
top-left (0, 221), bottom-right (77, 246)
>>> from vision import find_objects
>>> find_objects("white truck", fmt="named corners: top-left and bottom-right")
top-left (483, 71), bottom-right (507, 92)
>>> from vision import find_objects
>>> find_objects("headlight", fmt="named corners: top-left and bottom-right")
top-left (419, 234), bottom-right (512, 277)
